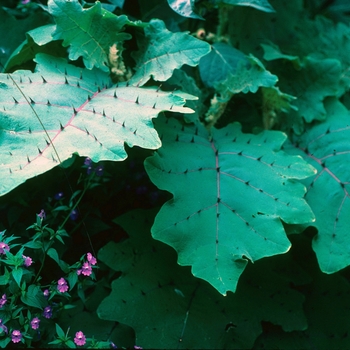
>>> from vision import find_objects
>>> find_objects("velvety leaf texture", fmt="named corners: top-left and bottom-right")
top-left (97, 209), bottom-right (307, 348)
top-left (199, 43), bottom-right (247, 88)
top-left (144, 116), bottom-right (315, 294)
top-left (216, 55), bottom-right (278, 95)
top-left (286, 98), bottom-right (350, 274)
top-left (48, 0), bottom-right (133, 72)
top-left (130, 19), bottom-right (211, 86)
top-left (0, 54), bottom-right (195, 196)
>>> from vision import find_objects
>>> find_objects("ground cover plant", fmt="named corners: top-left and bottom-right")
top-left (1, 0), bottom-right (350, 348)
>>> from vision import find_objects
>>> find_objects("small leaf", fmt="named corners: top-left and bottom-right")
top-left (167, 0), bottom-right (204, 19)
top-left (20, 285), bottom-right (47, 309)
top-left (199, 42), bottom-right (248, 88)
top-left (130, 19), bottom-right (211, 86)
top-left (47, 248), bottom-right (70, 273)
top-left (55, 323), bottom-right (65, 339)
top-left (12, 267), bottom-right (23, 287)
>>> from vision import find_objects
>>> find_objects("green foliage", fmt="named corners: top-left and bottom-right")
top-left (2, 0), bottom-right (350, 348)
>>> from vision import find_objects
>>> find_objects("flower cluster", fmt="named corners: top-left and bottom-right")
top-left (57, 278), bottom-right (69, 293)
top-left (84, 158), bottom-right (104, 177)
top-left (77, 252), bottom-right (97, 277)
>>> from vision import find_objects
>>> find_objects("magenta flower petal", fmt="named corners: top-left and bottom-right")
top-left (0, 294), bottom-right (7, 308)
top-left (57, 278), bottom-right (69, 293)
top-left (87, 252), bottom-right (97, 265)
top-left (30, 317), bottom-right (40, 330)
top-left (11, 330), bottom-right (22, 343)
top-left (0, 242), bottom-right (9, 255)
top-left (81, 262), bottom-right (92, 276)
top-left (74, 331), bottom-right (86, 346)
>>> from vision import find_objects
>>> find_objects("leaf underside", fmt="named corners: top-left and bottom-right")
top-left (144, 116), bottom-right (315, 294)
top-left (0, 54), bottom-right (195, 197)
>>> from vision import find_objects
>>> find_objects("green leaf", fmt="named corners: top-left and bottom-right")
top-left (0, 267), bottom-right (10, 285)
top-left (48, 0), bottom-right (133, 72)
top-left (98, 209), bottom-right (307, 348)
top-left (285, 98), bottom-right (350, 274)
top-left (167, 0), bottom-right (204, 19)
top-left (0, 53), bottom-right (195, 196)
top-left (21, 284), bottom-right (47, 309)
top-left (4, 24), bottom-right (63, 72)
top-left (213, 0), bottom-right (275, 12)
top-left (144, 116), bottom-right (315, 294)
top-left (47, 247), bottom-right (70, 273)
top-left (12, 267), bottom-right (23, 287)
top-left (215, 55), bottom-right (278, 95)
top-left (199, 42), bottom-right (248, 88)
top-left (261, 43), bottom-right (301, 67)
top-left (129, 19), bottom-right (211, 86)
top-left (55, 323), bottom-right (65, 339)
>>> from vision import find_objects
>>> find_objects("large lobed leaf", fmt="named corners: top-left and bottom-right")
top-left (0, 54), bottom-right (195, 197)
top-left (144, 116), bottom-right (315, 294)
top-left (285, 98), bottom-right (350, 274)
top-left (129, 19), bottom-right (211, 86)
top-left (97, 209), bottom-right (307, 349)
top-left (48, 0), bottom-right (134, 72)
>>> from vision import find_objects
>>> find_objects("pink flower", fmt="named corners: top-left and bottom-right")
top-left (134, 346), bottom-right (143, 349)
top-left (23, 255), bottom-right (33, 267)
top-left (43, 289), bottom-right (50, 298)
top-left (38, 209), bottom-right (46, 220)
top-left (30, 317), bottom-right (40, 330)
top-left (74, 331), bottom-right (86, 346)
top-left (0, 242), bottom-right (9, 254)
top-left (81, 262), bottom-right (92, 276)
top-left (57, 278), bottom-right (69, 293)
top-left (87, 252), bottom-right (97, 265)
top-left (0, 294), bottom-right (6, 308)
top-left (43, 306), bottom-right (52, 319)
top-left (11, 330), bottom-right (22, 343)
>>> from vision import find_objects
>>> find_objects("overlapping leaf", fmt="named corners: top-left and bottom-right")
top-left (97, 209), bottom-right (307, 348)
top-left (129, 19), bottom-right (211, 86)
top-left (0, 54), bottom-right (195, 196)
top-left (285, 98), bottom-right (350, 274)
top-left (144, 116), bottom-right (315, 294)
top-left (199, 43), bottom-right (248, 88)
top-left (167, 0), bottom-right (204, 19)
top-left (48, 0), bottom-right (135, 72)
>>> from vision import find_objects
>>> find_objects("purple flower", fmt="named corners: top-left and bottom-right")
top-left (30, 317), bottom-right (40, 330)
top-left (23, 255), bottom-right (33, 267)
top-left (43, 306), bottom-right (52, 319)
top-left (110, 342), bottom-right (117, 349)
top-left (134, 346), bottom-right (143, 349)
top-left (54, 192), bottom-right (64, 200)
top-left (38, 209), bottom-right (46, 220)
top-left (57, 278), bottom-right (69, 293)
top-left (87, 252), bottom-right (97, 265)
top-left (0, 319), bottom-right (7, 334)
top-left (84, 157), bottom-right (92, 166)
top-left (74, 331), bottom-right (86, 346)
top-left (43, 289), bottom-right (50, 298)
top-left (0, 242), bottom-right (9, 255)
top-left (0, 294), bottom-right (7, 308)
top-left (87, 166), bottom-right (93, 175)
top-left (70, 209), bottom-right (79, 221)
top-left (21, 0), bottom-right (31, 4)
top-left (11, 330), bottom-right (22, 343)
top-left (95, 165), bottom-right (104, 176)
top-left (81, 262), bottom-right (92, 276)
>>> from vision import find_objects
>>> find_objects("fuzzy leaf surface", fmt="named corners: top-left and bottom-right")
top-left (199, 43), bottom-right (247, 88)
top-left (216, 55), bottom-right (278, 95)
top-left (97, 209), bottom-right (307, 348)
top-left (286, 98), bottom-right (350, 273)
top-left (144, 116), bottom-right (315, 294)
top-left (130, 19), bottom-right (211, 86)
top-left (0, 54), bottom-right (194, 196)
top-left (48, 0), bottom-right (133, 72)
